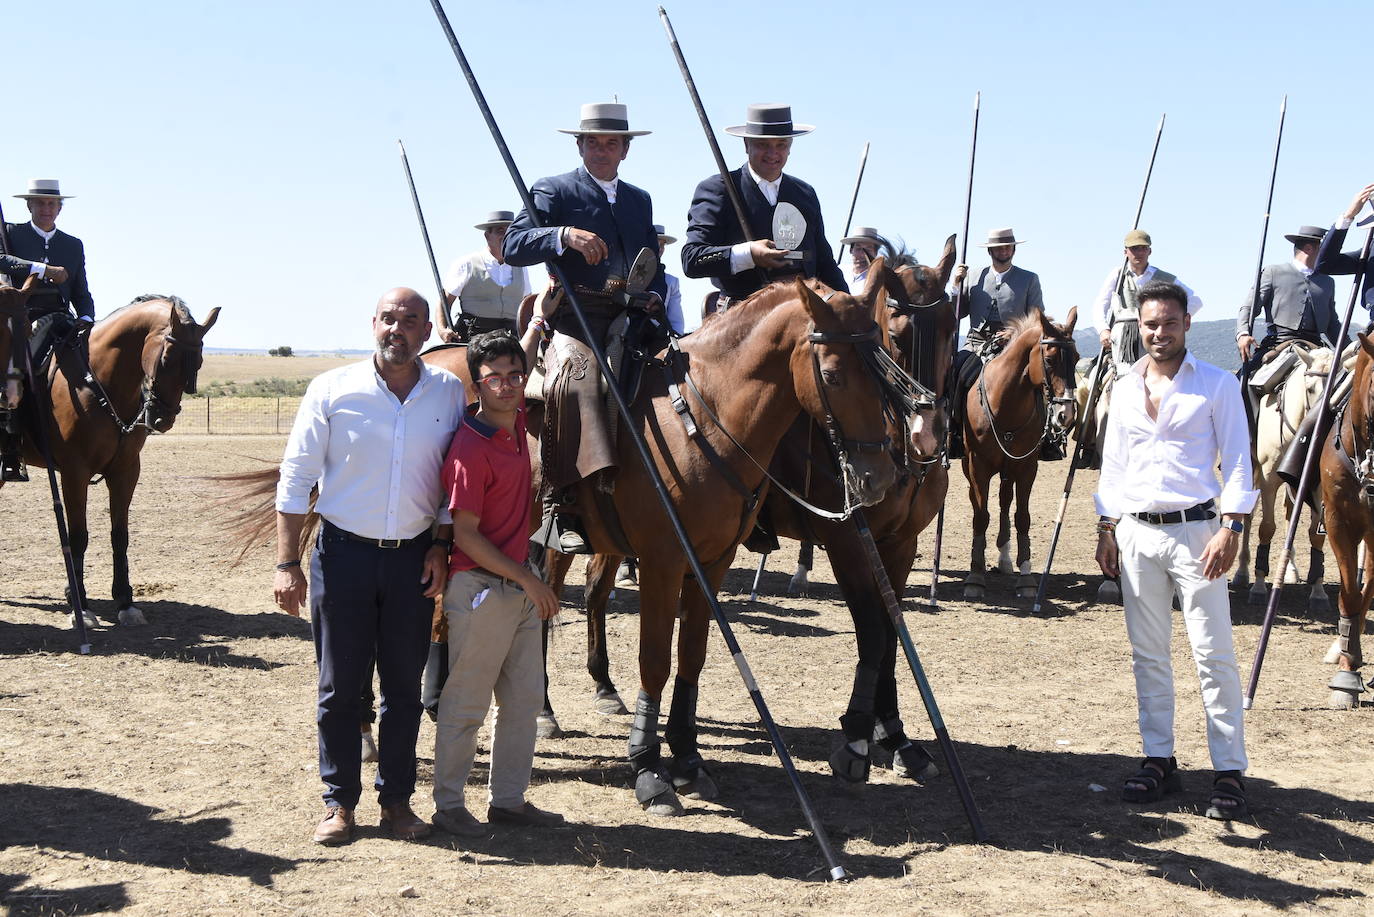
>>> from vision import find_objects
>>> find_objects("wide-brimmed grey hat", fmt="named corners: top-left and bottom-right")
top-left (558, 102), bottom-right (651, 137)
top-left (15, 178), bottom-right (73, 200)
top-left (841, 226), bottom-right (882, 247)
top-left (978, 227), bottom-right (1024, 247)
top-left (724, 103), bottom-right (814, 138)
top-left (1284, 224), bottom-right (1327, 245)
top-left (653, 224), bottom-right (677, 245)
top-left (475, 210), bottom-right (515, 230)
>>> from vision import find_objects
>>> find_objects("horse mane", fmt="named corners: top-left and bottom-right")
top-left (108, 293), bottom-right (195, 325)
top-left (1003, 309), bottom-right (1069, 342)
top-left (685, 282), bottom-right (800, 352)
top-left (876, 235), bottom-right (919, 271)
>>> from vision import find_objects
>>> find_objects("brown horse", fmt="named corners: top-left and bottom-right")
top-left (961, 309), bottom-right (1079, 600)
top-left (1319, 332), bottom-right (1374, 708)
top-left (0, 278), bottom-right (32, 412)
top-left (15, 295), bottom-right (219, 624)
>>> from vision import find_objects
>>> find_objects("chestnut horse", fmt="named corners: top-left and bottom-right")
top-left (538, 247), bottom-right (959, 765)
top-left (1319, 332), bottom-right (1374, 708)
top-left (961, 309), bottom-right (1079, 600)
top-left (0, 278), bottom-right (31, 412)
top-left (16, 295), bottom-right (219, 624)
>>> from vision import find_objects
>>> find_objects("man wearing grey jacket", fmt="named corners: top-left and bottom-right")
top-left (1236, 225), bottom-right (1340, 378)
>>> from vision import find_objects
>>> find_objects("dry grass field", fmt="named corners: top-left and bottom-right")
top-left (0, 424), bottom-right (1371, 915)
top-left (197, 353), bottom-right (355, 388)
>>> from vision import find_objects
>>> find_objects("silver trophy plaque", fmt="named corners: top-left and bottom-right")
top-left (772, 202), bottom-right (806, 261)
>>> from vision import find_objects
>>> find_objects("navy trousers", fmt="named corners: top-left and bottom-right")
top-left (310, 522), bottom-right (434, 809)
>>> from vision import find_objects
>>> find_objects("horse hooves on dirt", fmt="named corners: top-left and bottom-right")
top-left (1328, 689), bottom-right (1360, 710)
top-left (1095, 580), bottom-right (1121, 605)
top-left (593, 692), bottom-right (629, 716)
top-left (536, 713), bottom-right (563, 739)
top-left (674, 769), bottom-right (719, 801)
top-left (636, 769), bottom-right (685, 816)
top-left (118, 606), bottom-right (148, 626)
top-left (1230, 571), bottom-right (1250, 589)
top-left (788, 566), bottom-right (810, 596)
top-left (1247, 583), bottom-right (1269, 606)
top-left (997, 545), bottom-right (1015, 575)
top-left (962, 583), bottom-right (985, 601)
top-left (1016, 575), bottom-right (1037, 599)
top-left (1310, 591), bottom-right (1331, 615)
top-left (69, 609), bottom-right (100, 630)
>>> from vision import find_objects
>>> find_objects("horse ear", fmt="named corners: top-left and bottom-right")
top-left (1063, 306), bottom-right (1078, 335)
top-left (861, 255), bottom-right (886, 314)
top-left (200, 307), bottom-right (220, 334)
top-left (1359, 331), bottom-right (1374, 359)
top-left (936, 233), bottom-right (957, 286)
top-left (799, 277), bottom-right (835, 325)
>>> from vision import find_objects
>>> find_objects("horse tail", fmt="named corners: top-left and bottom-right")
top-left (211, 461), bottom-right (319, 565)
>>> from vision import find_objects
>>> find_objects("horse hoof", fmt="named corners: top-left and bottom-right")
top-left (674, 770), bottom-right (719, 801)
top-left (118, 606), bottom-right (148, 626)
top-left (1095, 581), bottom-right (1121, 605)
top-left (788, 567), bottom-right (810, 596)
top-left (893, 743), bottom-right (939, 783)
top-left (1230, 572), bottom-right (1250, 589)
top-left (1328, 689), bottom-right (1359, 710)
top-left (1324, 639), bottom-right (1343, 666)
top-left (69, 609), bottom-right (100, 630)
top-left (1247, 583), bottom-right (1269, 606)
top-left (636, 768), bottom-right (685, 816)
top-left (962, 584), bottom-right (985, 601)
top-left (593, 692), bottom-right (628, 716)
top-left (996, 548), bottom-right (1014, 575)
top-left (828, 744), bottom-right (872, 784)
top-left (1310, 592), bottom-right (1331, 615)
top-left (1283, 562), bottom-right (1300, 585)
top-left (535, 713), bottom-right (562, 739)
top-left (361, 730), bottom-right (379, 764)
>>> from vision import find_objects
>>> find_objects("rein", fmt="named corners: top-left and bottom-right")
top-left (976, 335), bottom-right (1075, 461)
top-left (72, 329), bottom-right (199, 436)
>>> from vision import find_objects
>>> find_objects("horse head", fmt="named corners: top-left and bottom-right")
top-left (142, 298), bottom-right (220, 433)
top-left (794, 277), bottom-right (897, 508)
top-left (1032, 307), bottom-right (1080, 436)
top-left (0, 277), bottom-right (34, 411)
top-left (876, 234), bottom-right (957, 463)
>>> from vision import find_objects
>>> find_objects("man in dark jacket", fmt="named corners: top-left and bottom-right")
top-left (503, 102), bottom-right (666, 553)
top-left (682, 103), bottom-right (846, 313)
top-left (1315, 182), bottom-right (1374, 318)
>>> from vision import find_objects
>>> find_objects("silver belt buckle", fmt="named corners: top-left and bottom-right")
top-left (378, 538), bottom-right (403, 549)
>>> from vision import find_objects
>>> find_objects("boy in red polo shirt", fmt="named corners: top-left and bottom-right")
top-left (431, 328), bottom-right (564, 837)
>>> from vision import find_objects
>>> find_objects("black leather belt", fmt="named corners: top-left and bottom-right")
top-left (1132, 500), bottom-right (1215, 526)
top-left (325, 521), bottom-right (428, 549)
top-left (470, 566), bottom-right (522, 587)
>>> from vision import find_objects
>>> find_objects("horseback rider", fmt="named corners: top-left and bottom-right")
top-left (440, 210), bottom-right (530, 342)
top-left (682, 103), bottom-right (848, 316)
top-left (502, 101), bottom-right (667, 555)
top-left (0, 179), bottom-right (95, 482)
top-left (841, 225), bottom-right (884, 289)
top-left (1235, 225), bottom-right (1341, 419)
top-left (947, 227), bottom-right (1043, 459)
top-left (1091, 229), bottom-right (1202, 374)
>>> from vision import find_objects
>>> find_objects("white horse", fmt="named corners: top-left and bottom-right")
top-left (1231, 342), bottom-right (1331, 614)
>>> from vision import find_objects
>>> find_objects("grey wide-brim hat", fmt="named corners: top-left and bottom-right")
top-left (978, 227), bottom-right (1024, 247)
top-left (1284, 224), bottom-right (1327, 244)
top-left (558, 102), bottom-right (651, 137)
top-left (475, 210), bottom-right (515, 230)
top-left (653, 223), bottom-right (677, 245)
top-left (725, 103), bottom-right (814, 138)
top-left (841, 226), bottom-right (882, 247)
top-left (15, 178), bottom-right (73, 200)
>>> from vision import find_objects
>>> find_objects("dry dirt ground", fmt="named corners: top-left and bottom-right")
top-left (1, 436), bottom-right (1371, 916)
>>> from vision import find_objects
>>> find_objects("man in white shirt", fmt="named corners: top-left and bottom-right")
top-left (440, 210), bottom-right (530, 342)
top-left (841, 225), bottom-right (884, 289)
top-left (1094, 281), bottom-right (1256, 820)
top-left (655, 224), bottom-right (684, 335)
top-left (274, 287), bottom-right (466, 845)
top-left (1092, 229), bottom-right (1203, 373)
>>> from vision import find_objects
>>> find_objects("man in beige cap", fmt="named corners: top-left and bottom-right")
top-left (1092, 229), bottom-right (1202, 373)
top-left (440, 210), bottom-right (529, 342)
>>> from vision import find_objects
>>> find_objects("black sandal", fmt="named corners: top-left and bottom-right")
top-left (1122, 755), bottom-right (1182, 803)
top-left (1205, 771), bottom-right (1249, 820)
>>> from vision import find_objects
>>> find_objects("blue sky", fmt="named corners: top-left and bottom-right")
top-left (6, 0), bottom-right (1372, 350)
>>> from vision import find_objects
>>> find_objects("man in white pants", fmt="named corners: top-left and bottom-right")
top-left (1093, 281), bottom-right (1256, 820)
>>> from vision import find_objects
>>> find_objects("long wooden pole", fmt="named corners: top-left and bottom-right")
top-left (835, 141), bottom-right (871, 261)
top-left (1239, 97), bottom-right (1289, 380)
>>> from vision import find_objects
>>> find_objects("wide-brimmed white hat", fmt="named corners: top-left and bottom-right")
top-left (474, 210), bottom-right (515, 230)
top-left (978, 227), bottom-right (1025, 247)
top-left (725, 103), bottom-right (814, 138)
top-left (653, 224), bottom-right (677, 245)
top-left (558, 102), bottom-right (651, 137)
top-left (15, 179), bottom-right (73, 200)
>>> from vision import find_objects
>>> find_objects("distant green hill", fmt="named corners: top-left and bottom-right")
top-left (1073, 318), bottom-right (1240, 371)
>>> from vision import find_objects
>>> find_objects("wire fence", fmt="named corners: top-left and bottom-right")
top-left (169, 396), bottom-right (304, 435)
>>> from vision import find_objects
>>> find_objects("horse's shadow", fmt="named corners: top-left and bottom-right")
top-left (935, 569), bottom-right (1093, 618)
top-left (0, 597), bottom-right (309, 668)
top-left (0, 783), bottom-right (298, 911)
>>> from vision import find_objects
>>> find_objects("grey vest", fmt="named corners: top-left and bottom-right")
top-left (1111, 267), bottom-right (1177, 322)
top-left (456, 253), bottom-right (526, 320)
top-left (1236, 262), bottom-right (1337, 341)
top-left (966, 265), bottom-right (1042, 327)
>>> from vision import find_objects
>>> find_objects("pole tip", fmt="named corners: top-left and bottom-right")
top-left (79, 643), bottom-right (91, 655)
top-left (1031, 603), bottom-right (1042, 614)
top-left (1242, 696), bottom-right (1253, 711)
top-left (830, 866), bottom-right (849, 882)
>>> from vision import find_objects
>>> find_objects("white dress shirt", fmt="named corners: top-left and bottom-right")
top-left (1091, 264), bottom-right (1203, 332)
top-left (729, 164), bottom-right (783, 274)
top-left (21, 222), bottom-right (55, 276)
top-left (1094, 350), bottom-right (1257, 518)
top-left (442, 249), bottom-right (525, 297)
top-left (277, 359), bottom-right (466, 540)
top-left (664, 272), bottom-right (683, 334)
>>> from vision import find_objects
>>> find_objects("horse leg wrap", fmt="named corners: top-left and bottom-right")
top-left (634, 766), bottom-right (675, 806)
top-left (838, 664), bottom-right (879, 742)
top-left (663, 677), bottom-right (698, 759)
top-left (1337, 617), bottom-right (1363, 669)
top-left (872, 716), bottom-right (909, 752)
top-left (1255, 543), bottom-right (1271, 578)
top-left (828, 742), bottom-right (871, 784)
top-left (1309, 548), bottom-right (1325, 584)
top-left (627, 690), bottom-right (662, 772)
top-left (798, 541), bottom-right (815, 571)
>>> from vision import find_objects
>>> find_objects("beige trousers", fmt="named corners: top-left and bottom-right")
top-left (432, 568), bottom-right (544, 811)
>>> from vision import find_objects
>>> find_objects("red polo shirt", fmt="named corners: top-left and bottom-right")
top-left (440, 403), bottom-right (530, 573)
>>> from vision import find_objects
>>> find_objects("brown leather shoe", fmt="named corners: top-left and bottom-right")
top-left (380, 802), bottom-right (432, 840)
top-left (487, 801), bottom-right (566, 828)
top-left (312, 806), bottom-right (355, 845)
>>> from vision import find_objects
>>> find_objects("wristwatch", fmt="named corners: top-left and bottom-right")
top-left (1222, 519), bottom-right (1244, 535)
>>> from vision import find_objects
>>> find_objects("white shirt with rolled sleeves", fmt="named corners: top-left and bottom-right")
top-left (276, 360), bottom-right (466, 541)
top-left (1090, 265), bottom-right (1203, 334)
top-left (1093, 350), bottom-right (1258, 518)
